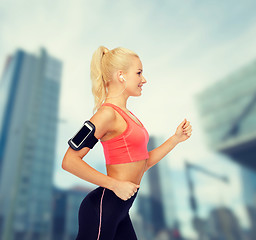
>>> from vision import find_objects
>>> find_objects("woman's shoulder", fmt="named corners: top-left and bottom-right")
top-left (98, 104), bottom-right (116, 118)
top-left (90, 104), bottom-right (116, 125)
top-left (89, 105), bottom-right (116, 139)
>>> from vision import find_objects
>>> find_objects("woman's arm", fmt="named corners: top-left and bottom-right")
top-left (145, 118), bottom-right (192, 171)
top-left (145, 135), bottom-right (179, 171)
top-left (62, 106), bottom-right (140, 200)
top-left (62, 147), bottom-right (119, 190)
top-left (62, 107), bottom-right (119, 190)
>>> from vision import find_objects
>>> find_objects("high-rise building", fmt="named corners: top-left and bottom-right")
top-left (52, 186), bottom-right (92, 240)
top-left (208, 207), bottom-right (242, 240)
top-left (241, 167), bottom-right (256, 207)
top-left (240, 166), bottom-right (256, 238)
top-left (65, 186), bottom-right (92, 240)
top-left (0, 48), bottom-right (62, 240)
top-left (52, 187), bottom-right (67, 240)
top-left (158, 151), bottom-right (177, 230)
top-left (195, 58), bottom-right (256, 239)
top-left (136, 136), bottom-right (177, 237)
top-left (195, 59), bottom-right (256, 171)
top-left (146, 137), bottom-right (166, 233)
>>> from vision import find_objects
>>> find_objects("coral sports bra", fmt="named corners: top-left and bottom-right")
top-left (100, 103), bottom-right (149, 165)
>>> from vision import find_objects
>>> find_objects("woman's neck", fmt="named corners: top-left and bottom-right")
top-left (104, 96), bottom-right (129, 109)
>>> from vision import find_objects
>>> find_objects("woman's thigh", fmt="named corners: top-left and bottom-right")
top-left (76, 187), bottom-right (138, 240)
top-left (113, 213), bottom-right (138, 240)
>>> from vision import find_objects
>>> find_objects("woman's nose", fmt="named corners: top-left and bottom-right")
top-left (142, 75), bottom-right (147, 83)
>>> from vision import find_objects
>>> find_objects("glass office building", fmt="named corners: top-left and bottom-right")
top-left (195, 59), bottom-right (256, 238)
top-left (240, 167), bottom-right (256, 237)
top-left (135, 136), bottom-right (177, 239)
top-left (195, 59), bottom-right (256, 170)
top-left (52, 186), bottom-right (92, 240)
top-left (0, 48), bottom-right (62, 240)
top-left (65, 186), bottom-right (91, 240)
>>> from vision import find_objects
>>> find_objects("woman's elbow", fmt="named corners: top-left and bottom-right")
top-left (62, 151), bottom-right (73, 171)
top-left (62, 156), bottom-right (69, 171)
top-left (62, 148), bottom-right (74, 170)
top-left (61, 147), bottom-right (88, 170)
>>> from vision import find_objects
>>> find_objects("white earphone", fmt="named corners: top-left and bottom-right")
top-left (120, 75), bottom-right (126, 81)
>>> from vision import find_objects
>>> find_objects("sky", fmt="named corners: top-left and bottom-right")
top-left (1, 0), bottom-right (256, 238)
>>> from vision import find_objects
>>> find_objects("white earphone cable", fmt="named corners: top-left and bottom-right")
top-left (105, 81), bottom-right (127, 99)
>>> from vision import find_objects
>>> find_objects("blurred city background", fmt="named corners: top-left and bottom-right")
top-left (0, 0), bottom-right (256, 240)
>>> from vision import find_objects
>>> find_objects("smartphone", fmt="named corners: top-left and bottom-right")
top-left (70, 122), bottom-right (93, 148)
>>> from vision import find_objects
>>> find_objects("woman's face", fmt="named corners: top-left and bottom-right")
top-left (123, 56), bottom-right (147, 97)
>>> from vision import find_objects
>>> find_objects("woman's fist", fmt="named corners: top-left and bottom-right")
top-left (174, 118), bottom-right (192, 142)
top-left (112, 180), bottom-right (140, 201)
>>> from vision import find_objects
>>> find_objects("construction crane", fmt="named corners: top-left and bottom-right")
top-left (184, 160), bottom-right (229, 239)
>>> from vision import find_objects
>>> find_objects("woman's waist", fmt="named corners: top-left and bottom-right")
top-left (106, 159), bottom-right (147, 185)
top-left (104, 151), bottom-right (149, 165)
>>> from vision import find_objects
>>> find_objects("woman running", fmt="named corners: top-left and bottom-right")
top-left (62, 46), bottom-right (192, 240)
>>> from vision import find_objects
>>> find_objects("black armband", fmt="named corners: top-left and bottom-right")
top-left (68, 120), bottom-right (98, 150)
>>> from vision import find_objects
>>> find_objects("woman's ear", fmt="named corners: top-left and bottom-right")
top-left (116, 70), bottom-right (125, 82)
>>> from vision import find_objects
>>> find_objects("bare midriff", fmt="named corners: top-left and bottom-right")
top-left (106, 159), bottom-right (148, 185)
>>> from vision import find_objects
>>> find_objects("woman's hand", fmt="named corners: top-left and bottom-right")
top-left (174, 118), bottom-right (192, 143)
top-left (112, 180), bottom-right (140, 201)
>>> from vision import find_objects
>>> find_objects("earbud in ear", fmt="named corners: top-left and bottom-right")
top-left (120, 75), bottom-right (126, 81)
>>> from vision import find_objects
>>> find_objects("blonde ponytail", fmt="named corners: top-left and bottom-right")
top-left (90, 46), bottom-right (139, 112)
top-left (90, 46), bottom-right (109, 112)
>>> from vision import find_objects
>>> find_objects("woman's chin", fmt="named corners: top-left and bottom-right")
top-left (133, 92), bottom-right (142, 97)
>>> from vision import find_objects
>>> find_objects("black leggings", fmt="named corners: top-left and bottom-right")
top-left (76, 186), bottom-right (138, 240)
